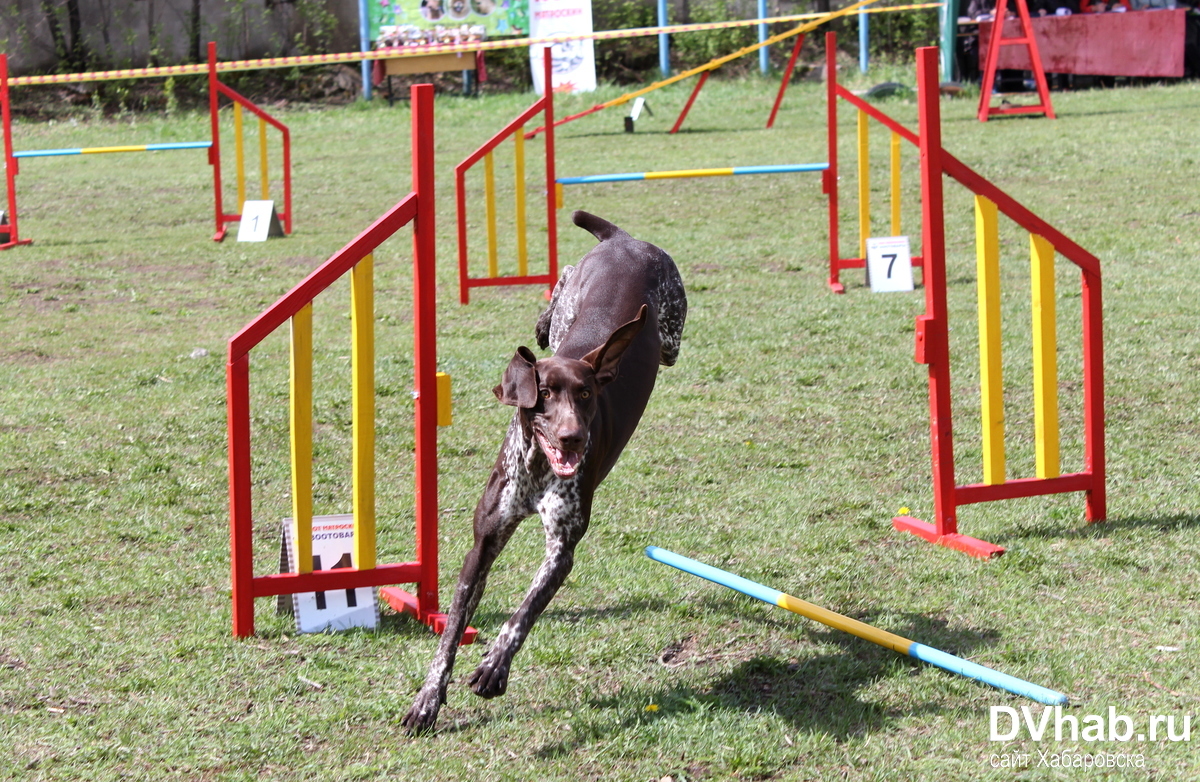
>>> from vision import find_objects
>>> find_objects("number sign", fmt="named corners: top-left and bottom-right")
top-left (281, 514), bottom-right (379, 633)
top-left (866, 236), bottom-right (914, 293)
top-left (237, 200), bottom-right (284, 242)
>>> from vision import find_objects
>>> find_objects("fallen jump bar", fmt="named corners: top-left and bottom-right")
top-left (645, 546), bottom-right (1069, 706)
top-left (14, 141), bottom-right (213, 158)
top-left (557, 162), bottom-right (828, 186)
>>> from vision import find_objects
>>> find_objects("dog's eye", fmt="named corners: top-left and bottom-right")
top-left (540, 389), bottom-right (551, 400)
top-left (580, 389), bottom-right (591, 400)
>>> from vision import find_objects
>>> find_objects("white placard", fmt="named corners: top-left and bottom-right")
top-left (529, 0), bottom-right (596, 95)
top-left (237, 200), bottom-right (284, 242)
top-left (866, 236), bottom-right (915, 293)
top-left (282, 514), bottom-right (379, 634)
top-left (630, 97), bottom-right (647, 122)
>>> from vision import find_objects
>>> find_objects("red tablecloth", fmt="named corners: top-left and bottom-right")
top-left (978, 9), bottom-right (1186, 77)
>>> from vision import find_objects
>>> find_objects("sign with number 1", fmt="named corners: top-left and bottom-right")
top-left (866, 236), bottom-right (914, 293)
top-left (237, 200), bottom-right (284, 242)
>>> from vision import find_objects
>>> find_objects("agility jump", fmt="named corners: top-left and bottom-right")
top-left (0, 42), bottom-right (291, 249)
top-left (885, 47), bottom-right (1105, 557)
top-left (456, 49), bottom-right (558, 305)
top-left (226, 83), bottom-right (467, 641)
top-left (823, 31), bottom-right (924, 294)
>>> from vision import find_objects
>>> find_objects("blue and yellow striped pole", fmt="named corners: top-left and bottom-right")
top-left (556, 163), bottom-right (827, 187)
top-left (12, 141), bottom-right (212, 157)
top-left (646, 546), bottom-right (1069, 706)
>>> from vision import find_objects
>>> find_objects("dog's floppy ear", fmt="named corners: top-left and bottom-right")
top-left (582, 305), bottom-right (647, 386)
top-left (493, 346), bottom-right (540, 408)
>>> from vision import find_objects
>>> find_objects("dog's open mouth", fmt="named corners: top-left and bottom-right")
top-left (535, 432), bottom-right (583, 478)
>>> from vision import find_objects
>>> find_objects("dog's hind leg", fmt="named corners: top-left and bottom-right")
top-left (468, 485), bottom-right (591, 699)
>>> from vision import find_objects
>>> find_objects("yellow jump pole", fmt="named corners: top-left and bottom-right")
top-left (351, 252), bottom-right (377, 571)
top-left (514, 125), bottom-right (528, 277)
top-left (436, 371), bottom-right (452, 427)
top-left (289, 302), bottom-right (314, 573)
top-left (975, 196), bottom-right (1005, 485)
top-left (1030, 233), bottom-right (1061, 479)
top-left (890, 131), bottom-right (902, 236)
top-left (857, 109), bottom-right (870, 258)
top-left (484, 151), bottom-right (499, 278)
top-left (234, 103), bottom-right (246, 213)
top-left (259, 116), bottom-right (269, 200)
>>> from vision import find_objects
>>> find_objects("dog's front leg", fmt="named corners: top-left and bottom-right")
top-left (402, 488), bottom-right (524, 733)
top-left (468, 485), bottom-right (591, 699)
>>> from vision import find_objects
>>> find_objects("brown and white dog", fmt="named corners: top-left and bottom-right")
top-left (402, 211), bottom-right (686, 733)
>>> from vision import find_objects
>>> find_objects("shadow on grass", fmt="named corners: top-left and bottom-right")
top-left (371, 598), bottom-right (677, 645)
top-left (998, 512), bottom-right (1200, 542)
top-left (557, 125), bottom-right (767, 141)
top-left (532, 608), bottom-right (1003, 757)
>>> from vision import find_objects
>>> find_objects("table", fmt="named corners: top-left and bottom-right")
top-left (978, 9), bottom-right (1187, 77)
top-left (373, 51), bottom-right (481, 101)
top-left (380, 51), bottom-right (478, 76)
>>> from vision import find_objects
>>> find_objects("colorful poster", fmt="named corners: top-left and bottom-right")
top-left (368, 0), bottom-right (529, 38)
top-left (529, 0), bottom-right (596, 94)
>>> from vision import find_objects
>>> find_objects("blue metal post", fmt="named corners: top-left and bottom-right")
top-left (359, 0), bottom-right (372, 101)
top-left (939, 0), bottom-right (957, 82)
top-left (758, 0), bottom-right (769, 73)
top-left (658, 0), bottom-right (670, 76)
top-left (859, 9), bottom-right (869, 74)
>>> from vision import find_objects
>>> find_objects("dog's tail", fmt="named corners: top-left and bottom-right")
top-left (572, 210), bottom-right (624, 243)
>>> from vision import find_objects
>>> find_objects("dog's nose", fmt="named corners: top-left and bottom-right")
top-left (557, 425), bottom-right (586, 452)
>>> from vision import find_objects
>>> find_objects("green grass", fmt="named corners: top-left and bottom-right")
top-left (2, 69), bottom-right (1199, 780)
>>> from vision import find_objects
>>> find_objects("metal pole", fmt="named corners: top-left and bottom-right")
top-left (758, 0), bottom-right (770, 73)
top-left (859, 9), bottom-right (869, 73)
top-left (939, 0), bottom-right (958, 82)
top-left (359, 0), bottom-right (372, 101)
top-left (658, 0), bottom-right (670, 76)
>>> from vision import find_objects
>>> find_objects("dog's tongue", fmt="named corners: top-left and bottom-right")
top-left (538, 434), bottom-right (582, 478)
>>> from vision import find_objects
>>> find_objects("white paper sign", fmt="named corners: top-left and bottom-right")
top-left (282, 514), bottom-right (379, 634)
top-left (529, 0), bottom-right (596, 95)
top-left (630, 97), bottom-right (647, 122)
top-left (866, 236), bottom-right (915, 293)
top-left (237, 200), bottom-right (284, 242)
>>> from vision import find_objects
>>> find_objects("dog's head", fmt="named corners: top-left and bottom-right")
top-left (494, 306), bottom-right (647, 478)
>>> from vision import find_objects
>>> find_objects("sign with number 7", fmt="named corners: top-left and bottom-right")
top-left (866, 236), bottom-right (914, 293)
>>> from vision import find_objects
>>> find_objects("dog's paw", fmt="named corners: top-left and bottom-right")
top-left (467, 660), bottom-right (510, 699)
top-left (401, 689), bottom-right (443, 735)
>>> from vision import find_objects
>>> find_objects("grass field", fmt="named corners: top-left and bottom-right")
top-left (1, 60), bottom-right (1198, 780)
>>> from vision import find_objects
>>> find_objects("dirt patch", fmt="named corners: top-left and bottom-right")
top-left (0, 348), bottom-right (55, 365)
